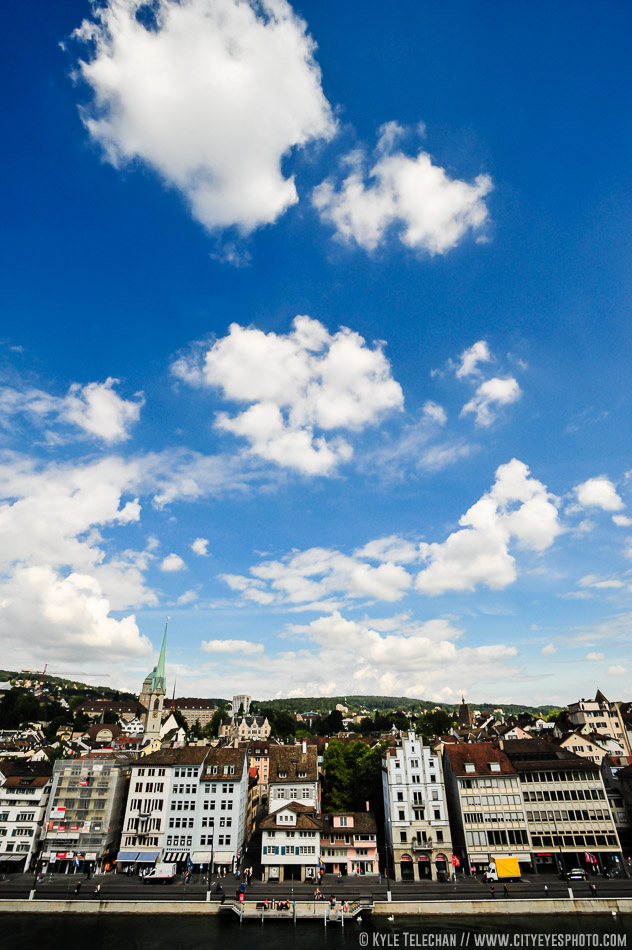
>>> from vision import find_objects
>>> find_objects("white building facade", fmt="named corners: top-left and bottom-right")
top-left (382, 731), bottom-right (452, 882)
top-left (0, 762), bottom-right (52, 872)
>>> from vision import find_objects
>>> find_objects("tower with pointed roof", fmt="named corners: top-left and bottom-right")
top-left (457, 695), bottom-right (474, 730)
top-left (139, 620), bottom-right (168, 740)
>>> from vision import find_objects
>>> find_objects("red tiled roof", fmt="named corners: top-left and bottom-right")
top-left (444, 742), bottom-right (517, 776)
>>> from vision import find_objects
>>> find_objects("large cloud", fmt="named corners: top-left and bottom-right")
top-left (223, 545), bottom-right (413, 609)
top-left (416, 459), bottom-right (561, 595)
top-left (0, 454), bottom-right (155, 665)
top-left (72, 0), bottom-right (335, 234)
top-left (0, 378), bottom-right (143, 443)
top-left (192, 610), bottom-right (519, 701)
top-left (313, 122), bottom-right (492, 254)
top-left (222, 460), bottom-right (561, 607)
top-left (172, 316), bottom-right (404, 474)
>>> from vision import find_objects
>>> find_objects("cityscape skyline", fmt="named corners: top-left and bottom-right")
top-left (1, 0), bottom-right (631, 704)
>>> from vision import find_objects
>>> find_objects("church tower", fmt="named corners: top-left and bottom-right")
top-left (140, 619), bottom-right (168, 740)
top-left (457, 695), bottom-right (474, 730)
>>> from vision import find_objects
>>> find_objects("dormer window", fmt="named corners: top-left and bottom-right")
top-left (298, 770), bottom-right (306, 778)
top-left (464, 763), bottom-right (475, 773)
top-left (278, 770), bottom-right (287, 778)
top-left (489, 762), bottom-right (501, 772)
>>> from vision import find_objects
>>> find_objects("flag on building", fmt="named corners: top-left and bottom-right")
top-left (451, 855), bottom-right (460, 867)
top-left (584, 851), bottom-right (597, 864)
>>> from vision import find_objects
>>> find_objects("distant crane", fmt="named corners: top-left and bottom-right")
top-left (20, 665), bottom-right (110, 698)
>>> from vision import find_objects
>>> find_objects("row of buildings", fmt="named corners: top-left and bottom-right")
top-left (1, 625), bottom-right (631, 884)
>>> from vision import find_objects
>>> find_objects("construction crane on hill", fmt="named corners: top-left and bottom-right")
top-left (20, 665), bottom-right (110, 698)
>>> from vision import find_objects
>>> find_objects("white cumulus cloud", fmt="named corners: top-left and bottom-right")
top-left (0, 377), bottom-right (143, 443)
top-left (585, 651), bottom-right (605, 661)
top-left (160, 553), bottom-right (186, 572)
top-left (416, 458), bottom-right (561, 595)
top-left (313, 122), bottom-right (492, 254)
top-left (574, 476), bottom-right (624, 512)
top-left (172, 316), bottom-right (403, 475)
top-left (455, 340), bottom-right (492, 379)
top-left (461, 376), bottom-right (521, 427)
top-left (72, 0), bottom-right (335, 236)
top-left (191, 537), bottom-right (210, 556)
top-left (541, 643), bottom-right (557, 656)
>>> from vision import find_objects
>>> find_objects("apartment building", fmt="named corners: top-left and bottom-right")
top-left (443, 742), bottom-right (532, 874)
top-left (568, 691), bottom-right (631, 756)
top-left (0, 761), bottom-right (52, 872)
top-left (260, 802), bottom-right (322, 882)
top-left (40, 751), bottom-right (132, 873)
top-left (503, 739), bottom-right (624, 876)
top-left (119, 746), bottom-right (248, 872)
top-left (238, 739), bottom-right (273, 804)
top-left (320, 810), bottom-right (379, 876)
top-left (382, 731), bottom-right (452, 882)
top-left (268, 743), bottom-right (319, 814)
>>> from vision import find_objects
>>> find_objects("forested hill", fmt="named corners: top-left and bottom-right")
top-left (252, 695), bottom-right (558, 717)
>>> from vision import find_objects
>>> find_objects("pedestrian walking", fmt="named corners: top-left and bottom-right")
top-left (590, 883), bottom-right (597, 898)
top-left (74, 882), bottom-right (82, 895)
top-left (489, 885), bottom-right (495, 899)
top-left (503, 884), bottom-right (509, 898)
top-left (544, 884), bottom-right (549, 898)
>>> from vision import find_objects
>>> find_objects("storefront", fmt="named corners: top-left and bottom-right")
top-left (400, 853), bottom-right (414, 880)
top-left (435, 853), bottom-right (448, 881)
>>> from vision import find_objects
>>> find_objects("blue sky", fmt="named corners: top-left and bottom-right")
top-left (2, 0), bottom-right (631, 705)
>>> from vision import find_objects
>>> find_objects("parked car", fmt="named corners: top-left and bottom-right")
top-left (565, 868), bottom-right (588, 880)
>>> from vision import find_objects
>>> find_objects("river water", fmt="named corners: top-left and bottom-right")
top-left (0, 913), bottom-right (629, 950)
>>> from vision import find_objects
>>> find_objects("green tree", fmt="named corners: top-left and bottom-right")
top-left (417, 709), bottom-right (454, 736)
top-left (0, 690), bottom-right (41, 728)
top-left (322, 740), bottom-right (352, 811)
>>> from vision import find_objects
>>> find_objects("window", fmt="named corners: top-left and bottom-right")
top-left (399, 831), bottom-right (407, 843)
top-left (398, 810), bottom-right (405, 820)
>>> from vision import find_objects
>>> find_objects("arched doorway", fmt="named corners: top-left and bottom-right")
top-left (435, 853), bottom-right (448, 881)
top-left (417, 855), bottom-right (431, 879)
top-left (400, 854), bottom-right (414, 881)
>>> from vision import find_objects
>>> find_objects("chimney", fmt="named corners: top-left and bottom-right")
top-left (302, 739), bottom-right (307, 754)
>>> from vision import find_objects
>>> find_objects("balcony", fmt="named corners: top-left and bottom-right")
top-left (411, 838), bottom-right (433, 852)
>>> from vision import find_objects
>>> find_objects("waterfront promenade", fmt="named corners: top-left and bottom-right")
top-left (1, 869), bottom-right (631, 915)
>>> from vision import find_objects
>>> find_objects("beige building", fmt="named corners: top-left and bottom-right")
top-left (568, 691), bottom-right (631, 756)
top-left (219, 714), bottom-right (271, 742)
top-left (164, 698), bottom-right (217, 729)
top-left (443, 742), bottom-right (532, 874)
top-left (503, 739), bottom-right (623, 876)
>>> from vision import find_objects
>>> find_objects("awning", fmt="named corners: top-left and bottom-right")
top-left (136, 851), bottom-right (160, 863)
top-left (191, 851), bottom-right (212, 864)
top-left (213, 851), bottom-right (234, 864)
top-left (0, 854), bottom-right (27, 863)
top-left (163, 852), bottom-right (188, 863)
top-left (116, 851), bottom-right (139, 862)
